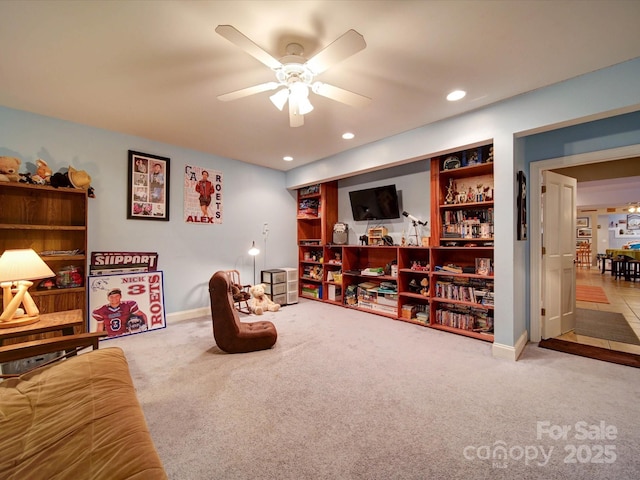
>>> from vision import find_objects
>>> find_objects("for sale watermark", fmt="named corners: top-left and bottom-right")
top-left (463, 420), bottom-right (618, 469)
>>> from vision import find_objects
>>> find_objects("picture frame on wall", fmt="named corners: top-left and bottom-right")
top-left (576, 217), bottom-right (589, 228)
top-left (576, 238), bottom-right (591, 247)
top-left (127, 150), bottom-right (170, 221)
top-left (628, 213), bottom-right (640, 230)
top-left (577, 227), bottom-right (592, 238)
top-left (517, 170), bottom-right (527, 240)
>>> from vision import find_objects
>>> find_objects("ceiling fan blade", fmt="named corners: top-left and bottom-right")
top-left (217, 82), bottom-right (280, 102)
top-left (305, 29), bottom-right (366, 75)
top-left (312, 82), bottom-right (371, 108)
top-left (215, 25), bottom-right (282, 70)
top-left (289, 96), bottom-right (304, 127)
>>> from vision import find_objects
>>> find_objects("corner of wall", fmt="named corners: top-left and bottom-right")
top-left (491, 329), bottom-right (529, 361)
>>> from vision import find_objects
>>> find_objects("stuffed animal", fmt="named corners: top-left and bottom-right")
top-left (0, 156), bottom-right (21, 182)
top-left (419, 277), bottom-right (429, 296)
top-left (249, 283), bottom-right (281, 315)
top-left (32, 159), bottom-right (52, 184)
top-left (231, 283), bottom-right (250, 302)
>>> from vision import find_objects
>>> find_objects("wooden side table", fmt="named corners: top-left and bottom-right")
top-left (0, 309), bottom-right (84, 346)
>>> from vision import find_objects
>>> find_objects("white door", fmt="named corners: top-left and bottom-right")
top-left (541, 171), bottom-right (577, 339)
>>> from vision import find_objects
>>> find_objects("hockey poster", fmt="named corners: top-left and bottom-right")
top-left (88, 271), bottom-right (166, 339)
top-left (184, 164), bottom-right (223, 224)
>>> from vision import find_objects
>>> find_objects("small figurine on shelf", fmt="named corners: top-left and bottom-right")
top-left (32, 159), bottom-right (52, 185)
top-left (445, 178), bottom-right (455, 204)
top-left (419, 278), bottom-right (429, 296)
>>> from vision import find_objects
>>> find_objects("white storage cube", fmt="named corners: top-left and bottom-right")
top-left (265, 282), bottom-right (287, 295)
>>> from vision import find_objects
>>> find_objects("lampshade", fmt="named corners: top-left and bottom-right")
top-left (248, 241), bottom-right (260, 256)
top-left (0, 249), bottom-right (55, 282)
top-left (289, 82), bottom-right (314, 115)
top-left (269, 88), bottom-right (289, 111)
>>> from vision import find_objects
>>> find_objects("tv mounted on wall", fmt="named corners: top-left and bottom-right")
top-left (349, 184), bottom-right (401, 221)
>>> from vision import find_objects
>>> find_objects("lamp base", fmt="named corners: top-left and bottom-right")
top-left (0, 314), bottom-right (40, 329)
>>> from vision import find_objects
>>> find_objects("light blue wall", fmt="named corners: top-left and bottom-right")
top-left (522, 110), bottom-right (640, 163)
top-left (0, 106), bottom-right (297, 316)
top-left (337, 160), bottom-right (431, 246)
top-left (286, 57), bottom-right (640, 349)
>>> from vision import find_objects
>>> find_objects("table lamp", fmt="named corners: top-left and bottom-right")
top-left (0, 249), bottom-right (55, 328)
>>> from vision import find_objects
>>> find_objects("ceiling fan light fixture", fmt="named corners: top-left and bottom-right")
top-left (270, 88), bottom-right (289, 111)
top-left (290, 82), bottom-right (314, 115)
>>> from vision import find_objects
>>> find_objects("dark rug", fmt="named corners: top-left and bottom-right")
top-left (575, 308), bottom-right (640, 345)
top-left (539, 338), bottom-right (640, 368)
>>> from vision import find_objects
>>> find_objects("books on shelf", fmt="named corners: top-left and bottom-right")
top-left (298, 198), bottom-right (319, 217)
top-left (361, 267), bottom-right (384, 276)
top-left (437, 264), bottom-right (463, 274)
top-left (434, 304), bottom-right (494, 332)
top-left (434, 277), bottom-right (494, 305)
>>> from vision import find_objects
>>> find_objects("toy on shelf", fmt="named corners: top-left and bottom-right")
top-left (32, 159), bottom-right (52, 185)
top-left (0, 156), bottom-right (21, 182)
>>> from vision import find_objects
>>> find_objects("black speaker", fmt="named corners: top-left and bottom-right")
top-left (333, 223), bottom-right (348, 245)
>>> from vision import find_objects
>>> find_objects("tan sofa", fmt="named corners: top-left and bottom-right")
top-left (0, 344), bottom-right (166, 479)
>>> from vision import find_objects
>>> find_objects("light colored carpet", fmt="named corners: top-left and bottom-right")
top-left (575, 308), bottom-right (640, 345)
top-left (576, 285), bottom-right (609, 304)
top-left (107, 299), bottom-right (640, 480)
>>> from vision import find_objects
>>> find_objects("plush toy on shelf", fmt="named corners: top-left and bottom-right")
top-left (0, 156), bottom-right (22, 182)
top-left (32, 159), bottom-right (53, 184)
top-left (249, 283), bottom-right (281, 315)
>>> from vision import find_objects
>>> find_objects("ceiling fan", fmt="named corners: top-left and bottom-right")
top-left (215, 25), bottom-right (371, 127)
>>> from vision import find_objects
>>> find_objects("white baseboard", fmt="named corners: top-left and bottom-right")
top-left (492, 330), bottom-right (529, 361)
top-left (166, 307), bottom-right (210, 323)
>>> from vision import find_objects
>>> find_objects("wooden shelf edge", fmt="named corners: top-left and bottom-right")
top-left (432, 297), bottom-right (494, 309)
top-left (0, 224), bottom-right (86, 231)
top-left (396, 317), bottom-right (429, 327)
top-left (430, 323), bottom-right (494, 342)
top-left (30, 287), bottom-right (85, 297)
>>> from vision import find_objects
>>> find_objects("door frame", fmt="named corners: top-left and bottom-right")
top-left (529, 144), bottom-right (640, 343)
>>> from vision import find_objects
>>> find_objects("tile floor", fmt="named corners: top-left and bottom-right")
top-left (556, 264), bottom-right (640, 354)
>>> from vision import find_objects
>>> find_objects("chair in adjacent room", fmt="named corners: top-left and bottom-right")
top-left (208, 271), bottom-right (277, 354)
top-left (224, 269), bottom-right (252, 314)
top-left (576, 244), bottom-right (592, 267)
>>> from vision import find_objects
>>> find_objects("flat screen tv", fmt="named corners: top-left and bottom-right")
top-left (349, 184), bottom-right (401, 221)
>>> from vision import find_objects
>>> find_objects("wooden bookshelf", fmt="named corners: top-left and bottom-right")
top-left (0, 182), bottom-right (88, 323)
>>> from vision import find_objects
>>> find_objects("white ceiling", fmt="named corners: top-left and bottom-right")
top-left (1, 1), bottom-right (639, 172)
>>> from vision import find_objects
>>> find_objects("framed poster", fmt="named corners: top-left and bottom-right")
top-left (517, 170), bottom-right (527, 240)
top-left (577, 227), bottom-right (592, 238)
top-left (628, 213), bottom-right (640, 230)
top-left (576, 217), bottom-right (589, 228)
top-left (127, 150), bottom-right (170, 221)
top-left (184, 164), bottom-right (223, 224)
top-left (88, 271), bottom-right (166, 339)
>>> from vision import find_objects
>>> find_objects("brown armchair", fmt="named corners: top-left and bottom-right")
top-left (209, 271), bottom-right (277, 353)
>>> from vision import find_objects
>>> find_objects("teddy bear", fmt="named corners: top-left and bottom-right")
top-left (249, 283), bottom-right (281, 315)
top-left (0, 156), bottom-right (21, 182)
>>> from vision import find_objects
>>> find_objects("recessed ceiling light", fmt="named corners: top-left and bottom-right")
top-left (283, 156), bottom-right (293, 162)
top-left (447, 90), bottom-right (466, 101)
top-left (342, 132), bottom-right (355, 140)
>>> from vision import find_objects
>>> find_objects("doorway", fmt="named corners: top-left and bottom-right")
top-left (529, 144), bottom-right (640, 344)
